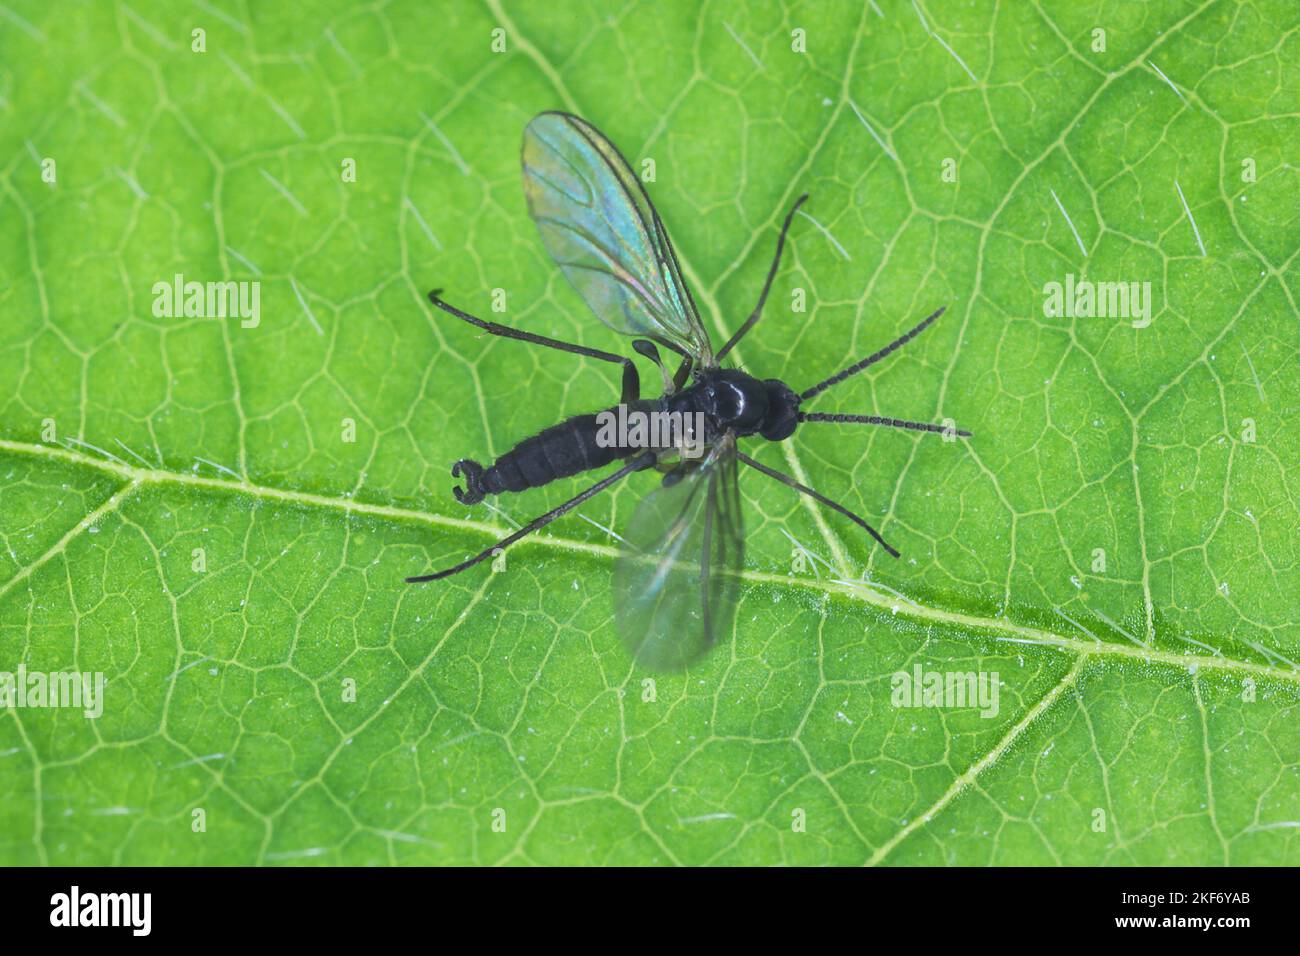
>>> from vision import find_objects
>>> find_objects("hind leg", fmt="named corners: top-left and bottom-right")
top-left (407, 454), bottom-right (653, 583)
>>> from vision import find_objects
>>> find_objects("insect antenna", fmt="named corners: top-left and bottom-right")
top-left (799, 305), bottom-right (946, 402)
top-left (797, 412), bottom-right (971, 438)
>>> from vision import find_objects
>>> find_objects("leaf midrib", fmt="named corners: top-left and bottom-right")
top-left (4, 437), bottom-right (1295, 686)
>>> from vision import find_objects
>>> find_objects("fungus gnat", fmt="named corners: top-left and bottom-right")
top-left (407, 112), bottom-right (971, 669)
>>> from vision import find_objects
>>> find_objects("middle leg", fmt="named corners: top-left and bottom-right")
top-left (429, 290), bottom-right (642, 403)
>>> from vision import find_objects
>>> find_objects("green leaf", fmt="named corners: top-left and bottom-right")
top-left (1, 0), bottom-right (1297, 865)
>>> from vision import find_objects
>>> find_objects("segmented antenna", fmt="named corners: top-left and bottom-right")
top-left (798, 412), bottom-right (971, 437)
top-left (800, 305), bottom-right (946, 402)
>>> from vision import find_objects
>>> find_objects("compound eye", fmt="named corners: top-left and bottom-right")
top-left (761, 409), bottom-right (797, 441)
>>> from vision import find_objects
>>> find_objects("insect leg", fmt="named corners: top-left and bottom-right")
top-left (735, 451), bottom-right (899, 558)
top-left (716, 193), bottom-right (809, 361)
top-left (428, 290), bottom-right (641, 403)
top-left (405, 454), bottom-right (654, 583)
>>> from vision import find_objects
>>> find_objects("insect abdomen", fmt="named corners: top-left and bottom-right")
top-left (453, 405), bottom-right (655, 504)
top-left (491, 412), bottom-right (623, 491)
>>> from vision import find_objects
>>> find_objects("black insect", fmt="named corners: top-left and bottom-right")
top-left (407, 112), bottom-right (971, 669)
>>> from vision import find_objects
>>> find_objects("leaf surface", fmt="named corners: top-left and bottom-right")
top-left (0, 0), bottom-right (1297, 864)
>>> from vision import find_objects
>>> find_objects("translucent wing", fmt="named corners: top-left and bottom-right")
top-left (612, 436), bottom-right (743, 670)
top-left (522, 111), bottom-right (714, 364)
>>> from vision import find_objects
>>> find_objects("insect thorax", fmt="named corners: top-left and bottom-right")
top-left (674, 369), bottom-right (800, 442)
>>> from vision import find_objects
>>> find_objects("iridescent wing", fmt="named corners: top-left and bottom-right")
top-left (522, 111), bottom-right (714, 365)
top-left (612, 435), bottom-right (743, 670)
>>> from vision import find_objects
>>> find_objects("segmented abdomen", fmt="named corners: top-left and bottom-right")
top-left (481, 412), bottom-right (625, 496)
